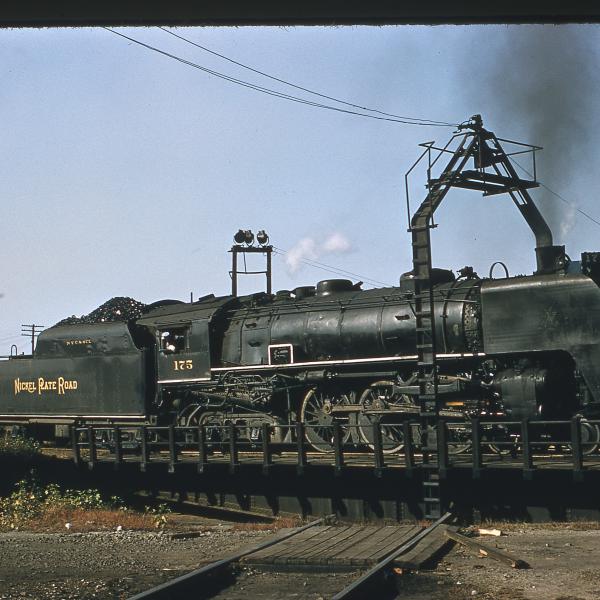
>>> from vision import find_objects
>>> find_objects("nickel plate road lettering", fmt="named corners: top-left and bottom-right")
top-left (13, 377), bottom-right (78, 396)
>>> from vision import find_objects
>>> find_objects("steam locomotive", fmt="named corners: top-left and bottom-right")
top-left (2, 116), bottom-right (600, 452)
top-left (2, 256), bottom-right (600, 452)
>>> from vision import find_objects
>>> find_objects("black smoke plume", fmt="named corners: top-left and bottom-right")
top-left (464, 25), bottom-right (597, 241)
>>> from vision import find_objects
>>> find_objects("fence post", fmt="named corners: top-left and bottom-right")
top-left (471, 417), bottom-right (482, 479)
top-left (403, 420), bottom-right (414, 477)
top-left (71, 426), bottom-right (80, 467)
top-left (229, 422), bottom-right (239, 474)
top-left (437, 419), bottom-right (448, 479)
top-left (571, 416), bottom-right (584, 482)
top-left (296, 422), bottom-right (307, 475)
top-left (372, 421), bottom-right (385, 477)
top-left (198, 424), bottom-right (208, 474)
top-left (262, 423), bottom-right (272, 475)
top-left (87, 425), bottom-right (96, 470)
top-left (140, 426), bottom-right (148, 472)
top-left (521, 418), bottom-right (534, 479)
top-left (333, 421), bottom-right (344, 475)
top-left (168, 425), bottom-right (177, 473)
top-left (113, 426), bottom-right (122, 470)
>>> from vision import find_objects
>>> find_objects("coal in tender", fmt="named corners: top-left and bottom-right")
top-left (85, 297), bottom-right (147, 323)
top-left (56, 297), bottom-right (147, 326)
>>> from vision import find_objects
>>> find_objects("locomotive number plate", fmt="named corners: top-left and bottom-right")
top-left (173, 359), bottom-right (193, 371)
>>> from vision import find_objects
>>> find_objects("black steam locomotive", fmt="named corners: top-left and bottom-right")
top-left (2, 117), bottom-right (599, 452)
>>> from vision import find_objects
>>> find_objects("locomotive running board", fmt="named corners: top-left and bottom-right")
top-left (209, 352), bottom-right (486, 374)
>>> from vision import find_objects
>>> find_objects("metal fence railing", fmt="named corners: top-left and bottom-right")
top-left (71, 416), bottom-right (600, 480)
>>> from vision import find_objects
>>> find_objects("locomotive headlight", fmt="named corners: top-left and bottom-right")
top-left (257, 230), bottom-right (269, 246)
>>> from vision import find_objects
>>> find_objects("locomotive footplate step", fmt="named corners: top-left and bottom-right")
top-left (241, 524), bottom-right (422, 571)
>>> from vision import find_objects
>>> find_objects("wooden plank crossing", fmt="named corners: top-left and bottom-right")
top-left (393, 525), bottom-right (454, 570)
top-left (241, 524), bottom-right (423, 570)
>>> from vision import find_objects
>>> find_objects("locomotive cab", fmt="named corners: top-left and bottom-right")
top-left (155, 320), bottom-right (211, 383)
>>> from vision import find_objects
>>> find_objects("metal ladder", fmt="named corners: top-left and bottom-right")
top-left (410, 139), bottom-right (475, 519)
top-left (406, 116), bottom-right (545, 518)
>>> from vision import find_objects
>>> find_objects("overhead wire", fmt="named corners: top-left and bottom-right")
top-left (273, 246), bottom-right (380, 283)
top-left (0, 327), bottom-right (18, 336)
top-left (272, 249), bottom-right (380, 288)
top-left (104, 28), bottom-right (600, 270)
top-left (512, 159), bottom-right (600, 229)
top-left (272, 246), bottom-right (392, 288)
top-left (0, 334), bottom-right (21, 343)
top-left (157, 27), bottom-right (456, 127)
top-left (102, 28), bottom-right (453, 285)
top-left (103, 28), bottom-right (457, 128)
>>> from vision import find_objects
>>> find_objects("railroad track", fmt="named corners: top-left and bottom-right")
top-left (128, 512), bottom-right (452, 600)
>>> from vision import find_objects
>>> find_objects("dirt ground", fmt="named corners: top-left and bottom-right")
top-left (430, 525), bottom-right (600, 600)
top-left (0, 521), bottom-right (599, 599)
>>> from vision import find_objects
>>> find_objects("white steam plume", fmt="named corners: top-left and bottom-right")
top-left (322, 231), bottom-right (351, 253)
top-left (285, 232), bottom-right (352, 274)
top-left (559, 202), bottom-right (577, 243)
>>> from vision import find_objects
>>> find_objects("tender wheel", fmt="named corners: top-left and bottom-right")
top-left (357, 380), bottom-right (415, 454)
top-left (300, 388), bottom-right (353, 452)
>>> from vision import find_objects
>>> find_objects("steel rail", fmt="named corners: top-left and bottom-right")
top-left (127, 514), bottom-right (335, 600)
top-left (331, 511), bottom-right (453, 600)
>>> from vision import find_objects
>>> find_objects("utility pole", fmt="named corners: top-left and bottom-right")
top-left (21, 324), bottom-right (44, 355)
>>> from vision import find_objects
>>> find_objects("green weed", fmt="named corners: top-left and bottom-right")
top-left (0, 434), bottom-right (40, 459)
top-left (0, 473), bottom-right (170, 531)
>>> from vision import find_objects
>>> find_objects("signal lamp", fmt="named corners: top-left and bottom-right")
top-left (257, 230), bottom-right (269, 245)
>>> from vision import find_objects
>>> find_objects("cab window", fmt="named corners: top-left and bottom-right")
top-left (160, 328), bottom-right (187, 354)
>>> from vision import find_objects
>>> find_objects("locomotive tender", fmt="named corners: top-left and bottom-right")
top-left (2, 116), bottom-right (600, 452)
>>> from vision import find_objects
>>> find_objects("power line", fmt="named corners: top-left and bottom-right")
top-left (158, 27), bottom-right (457, 127)
top-left (103, 28), bottom-right (457, 128)
top-left (512, 159), bottom-right (600, 229)
top-left (0, 327), bottom-right (20, 336)
top-left (272, 246), bottom-right (392, 288)
top-left (0, 333), bottom-right (22, 343)
top-left (273, 249), bottom-right (380, 287)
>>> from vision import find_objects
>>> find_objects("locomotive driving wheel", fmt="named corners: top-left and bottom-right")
top-left (577, 417), bottom-right (600, 455)
top-left (446, 414), bottom-right (473, 455)
top-left (300, 388), bottom-right (354, 452)
top-left (357, 380), bottom-right (416, 454)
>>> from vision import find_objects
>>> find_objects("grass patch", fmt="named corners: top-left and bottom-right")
top-left (0, 434), bottom-right (40, 460)
top-left (0, 474), bottom-right (170, 532)
top-left (232, 516), bottom-right (302, 532)
top-left (25, 506), bottom-right (165, 533)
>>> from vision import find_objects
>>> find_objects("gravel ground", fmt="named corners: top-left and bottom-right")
top-left (0, 524), bottom-right (599, 599)
top-left (214, 568), bottom-right (469, 600)
top-left (0, 528), bottom-right (272, 599)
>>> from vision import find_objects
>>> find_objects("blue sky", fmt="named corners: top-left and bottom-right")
top-left (1, 25), bottom-right (599, 351)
